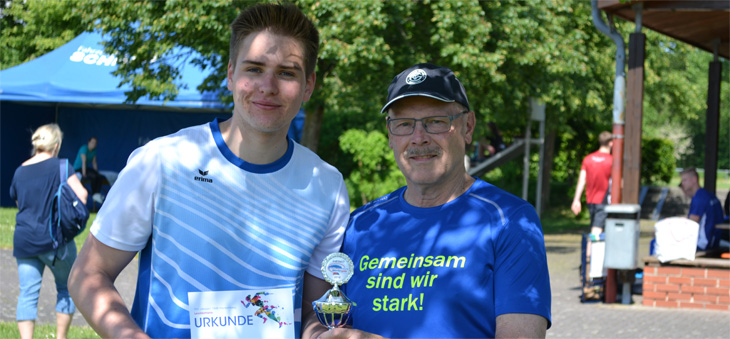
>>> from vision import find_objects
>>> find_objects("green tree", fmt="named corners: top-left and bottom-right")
top-left (0, 0), bottom-right (85, 70)
top-left (339, 129), bottom-right (405, 206)
top-left (641, 136), bottom-right (675, 185)
top-left (4, 0), bottom-right (724, 211)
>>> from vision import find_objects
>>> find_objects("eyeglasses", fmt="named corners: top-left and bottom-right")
top-left (387, 111), bottom-right (468, 136)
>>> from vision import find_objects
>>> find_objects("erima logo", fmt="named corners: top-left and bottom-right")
top-left (405, 69), bottom-right (427, 85)
top-left (195, 169), bottom-right (213, 183)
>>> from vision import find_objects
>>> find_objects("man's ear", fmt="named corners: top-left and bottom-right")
top-left (302, 72), bottom-right (316, 102)
top-left (226, 61), bottom-right (235, 91)
top-left (464, 111), bottom-right (476, 145)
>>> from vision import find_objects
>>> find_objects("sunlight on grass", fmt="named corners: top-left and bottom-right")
top-left (0, 321), bottom-right (100, 339)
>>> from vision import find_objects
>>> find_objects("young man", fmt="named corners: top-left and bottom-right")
top-left (68, 4), bottom-right (349, 338)
top-left (679, 168), bottom-right (724, 250)
top-left (326, 64), bottom-right (551, 338)
top-left (571, 131), bottom-right (613, 235)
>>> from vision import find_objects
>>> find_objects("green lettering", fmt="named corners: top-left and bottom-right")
top-left (368, 257), bottom-right (378, 270)
top-left (379, 257), bottom-right (396, 269)
top-left (365, 276), bottom-right (376, 289)
top-left (424, 256), bottom-right (433, 267)
top-left (393, 273), bottom-right (405, 289)
top-left (372, 298), bottom-right (382, 311)
top-left (387, 297), bottom-right (400, 311)
top-left (381, 275), bottom-right (393, 289)
top-left (429, 274), bottom-right (439, 286)
top-left (446, 256), bottom-right (466, 268)
top-left (407, 294), bottom-right (418, 310)
top-left (410, 274), bottom-right (426, 288)
top-left (433, 256), bottom-right (445, 267)
top-left (359, 255), bottom-right (370, 271)
top-left (396, 257), bottom-right (408, 268)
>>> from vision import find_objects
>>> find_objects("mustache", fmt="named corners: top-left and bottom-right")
top-left (403, 147), bottom-right (442, 157)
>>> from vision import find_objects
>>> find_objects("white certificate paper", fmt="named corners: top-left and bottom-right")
top-left (188, 288), bottom-right (295, 339)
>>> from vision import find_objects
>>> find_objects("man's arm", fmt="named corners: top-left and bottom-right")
top-left (495, 313), bottom-right (547, 338)
top-left (688, 214), bottom-right (700, 223)
top-left (80, 153), bottom-right (87, 177)
top-left (571, 169), bottom-right (587, 215)
top-left (68, 234), bottom-right (148, 339)
top-left (92, 155), bottom-right (98, 171)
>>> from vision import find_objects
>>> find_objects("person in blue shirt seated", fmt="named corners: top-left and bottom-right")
top-left (679, 168), bottom-right (725, 251)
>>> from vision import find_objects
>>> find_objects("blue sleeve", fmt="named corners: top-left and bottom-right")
top-left (9, 175), bottom-right (17, 201)
top-left (688, 192), bottom-right (708, 217)
top-left (494, 204), bottom-right (552, 327)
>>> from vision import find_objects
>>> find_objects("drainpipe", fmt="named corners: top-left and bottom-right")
top-left (591, 0), bottom-right (625, 206)
top-left (591, 0), bottom-right (626, 305)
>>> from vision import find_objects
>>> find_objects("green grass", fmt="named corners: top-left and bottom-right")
top-left (0, 321), bottom-right (100, 339)
top-left (540, 207), bottom-right (589, 234)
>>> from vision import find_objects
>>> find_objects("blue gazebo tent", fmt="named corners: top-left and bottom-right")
top-left (0, 32), bottom-right (233, 206)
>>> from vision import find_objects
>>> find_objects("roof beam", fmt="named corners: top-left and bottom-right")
top-left (641, 1), bottom-right (730, 11)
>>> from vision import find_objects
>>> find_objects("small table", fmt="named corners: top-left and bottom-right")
top-left (716, 223), bottom-right (729, 230)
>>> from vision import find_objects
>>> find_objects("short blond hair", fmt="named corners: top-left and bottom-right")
top-left (31, 123), bottom-right (63, 155)
top-left (680, 167), bottom-right (698, 180)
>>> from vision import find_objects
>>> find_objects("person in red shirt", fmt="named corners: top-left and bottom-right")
top-left (571, 131), bottom-right (613, 235)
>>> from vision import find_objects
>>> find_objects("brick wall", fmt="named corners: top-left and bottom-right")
top-left (642, 265), bottom-right (730, 311)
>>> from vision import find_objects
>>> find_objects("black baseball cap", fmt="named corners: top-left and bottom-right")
top-left (381, 63), bottom-right (470, 113)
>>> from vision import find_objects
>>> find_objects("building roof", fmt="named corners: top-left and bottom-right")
top-left (598, 0), bottom-right (729, 59)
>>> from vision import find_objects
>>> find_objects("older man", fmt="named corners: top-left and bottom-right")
top-left (325, 63), bottom-right (551, 339)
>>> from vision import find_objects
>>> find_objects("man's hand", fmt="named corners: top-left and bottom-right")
top-left (571, 169), bottom-right (587, 215)
top-left (571, 199), bottom-right (581, 215)
top-left (318, 328), bottom-right (386, 339)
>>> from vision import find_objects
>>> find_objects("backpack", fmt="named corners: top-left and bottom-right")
top-left (49, 158), bottom-right (90, 266)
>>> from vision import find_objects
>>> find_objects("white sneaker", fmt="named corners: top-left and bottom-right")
top-left (92, 193), bottom-right (105, 204)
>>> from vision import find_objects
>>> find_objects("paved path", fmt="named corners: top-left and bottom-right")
top-left (1, 220), bottom-right (729, 337)
top-left (0, 248), bottom-right (138, 328)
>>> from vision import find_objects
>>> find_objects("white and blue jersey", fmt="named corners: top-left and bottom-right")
top-left (91, 119), bottom-right (349, 338)
top-left (342, 178), bottom-right (551, 338)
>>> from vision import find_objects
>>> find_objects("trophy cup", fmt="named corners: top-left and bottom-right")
top-left (312, 252), bottom-right (356, 330)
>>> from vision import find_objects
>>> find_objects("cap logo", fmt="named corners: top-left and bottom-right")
top-left (405, 69), bottom-right (427, 85)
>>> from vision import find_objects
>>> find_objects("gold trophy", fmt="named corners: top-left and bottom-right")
top-left (312, 252), bottom-right (356, 329)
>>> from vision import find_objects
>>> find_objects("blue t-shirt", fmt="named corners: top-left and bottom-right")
top-left (73, 144), bottom-right (96, 171)
top-left (688, 188), bottom-right (724, 250)
top-left (10, 158), bottom-right (75, 258)
top-left (342, 179), bottom-right (552, 338)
